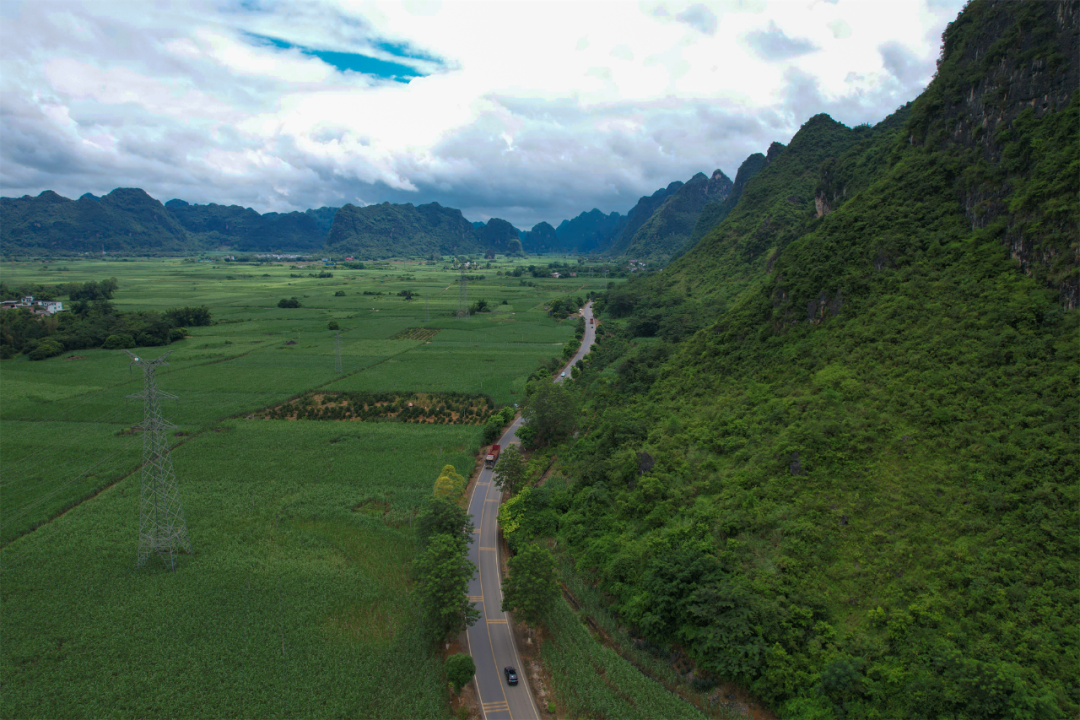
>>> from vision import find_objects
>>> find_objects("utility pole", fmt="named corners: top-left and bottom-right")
top-left (125, 350), bottom-right (191, 570)
top-left (334, 330), bottom-right (343, 373)
top-left (457, 265), bottom-right (469, 319)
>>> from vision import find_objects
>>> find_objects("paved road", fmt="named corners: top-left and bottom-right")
top-left (555, 301), bottom-right (595, 383)
top-left (465, 301), bottom-right (597, 720)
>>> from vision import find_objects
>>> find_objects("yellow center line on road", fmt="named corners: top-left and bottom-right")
top-left (477, 540), bottom-right (514, 720)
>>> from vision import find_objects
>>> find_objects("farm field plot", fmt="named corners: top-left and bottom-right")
top-left (1, 420), bottom-right (476, 719)
top-left (1, 255), bottom-right (616, 718)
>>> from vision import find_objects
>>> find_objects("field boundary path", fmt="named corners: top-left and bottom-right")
top-left (465, 302), bottom-right (595, 720)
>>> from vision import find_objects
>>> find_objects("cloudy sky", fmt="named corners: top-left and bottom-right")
top-left (1, 0), bottom-right (965, 230)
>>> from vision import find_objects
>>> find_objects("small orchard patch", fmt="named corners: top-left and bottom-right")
top-left (260, 391), bottom-right (496, 425)
top-left (390, 327), bottom-right (440, 341)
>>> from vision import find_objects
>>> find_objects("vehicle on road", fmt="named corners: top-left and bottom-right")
top-left (485, 444), bottom-right (501, 468)
top-left (504, 666), bottom-right (518, 685)
top-left (560, 371), bottom-right (566, 377)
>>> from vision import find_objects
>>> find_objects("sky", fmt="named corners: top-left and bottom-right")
top-left (0, 0), bottom-right (967, 230)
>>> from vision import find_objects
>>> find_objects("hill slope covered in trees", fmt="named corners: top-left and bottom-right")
top-left (1, 189), bottom-right (192, 254)
top-left (511, 2), bottom-right (1078, 718)
top-left (164, 200), bottom-right (335, 252)
top-left (620, 169), bottom-right (733, 261)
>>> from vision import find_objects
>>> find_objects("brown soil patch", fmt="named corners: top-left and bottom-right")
top-left (63, 355), bottom-right (87, 361)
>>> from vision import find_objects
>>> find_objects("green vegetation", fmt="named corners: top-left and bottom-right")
top-left (1, 420), bottom-right (476, 718)
top-left (606, 181), bottom-right (684, 256)
top-left (0, 281), bottom-right (206, 360)
top-left (621, 170), bottom-right (732, 262)
top-left (493, 444), bottom-right (528, 496)
top-left (541, 595), bottom-right (709, 720)
top-left (260, 390), bottom-right (495, 425)
top-left (553, 209), bottom-right (627, 255)
top-left (500, 543), bottom-right (558, 627)
top-left (326, 202), bottom-right (521, 258)
top-left (415, 533), bottom-right (480, 642)
top-left (445, 653), bottom-right (477, 694)
top-left (0, 188), bottom-right (190, 254)
top-left (1, 254), bottom-right (613, 718)
top-left (164, 199), bottom-right (334, 252)
top-left (497, 3), bottom-right (1079, 718)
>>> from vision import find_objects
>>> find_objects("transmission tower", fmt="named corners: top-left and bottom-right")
top-left (424, 293), bottom-right (430, 323)
top-left (334, 330), bottom-right (343, 373)
top-left (125, 350), bottom-right (192, 570)
top-left (456, 265), bottom-right (469, 319)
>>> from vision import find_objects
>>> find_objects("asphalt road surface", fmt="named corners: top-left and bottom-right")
top-left (465, 301), bottom-right (596, 720)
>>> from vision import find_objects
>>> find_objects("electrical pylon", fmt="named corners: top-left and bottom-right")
top-left (334, 330), bottom-right (343, 373)
top-left (424, 293), bottom-right (430, 323)
top-left (125, 350), bottom-right (191, 570)
top-left (456, 266), bottom-right (469, 319)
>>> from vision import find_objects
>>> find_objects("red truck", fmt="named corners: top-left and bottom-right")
top-left (485, 444), bottom-right (501, 469)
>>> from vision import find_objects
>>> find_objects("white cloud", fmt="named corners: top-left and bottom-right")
top-left (1, 0), bottom-right (967, 228)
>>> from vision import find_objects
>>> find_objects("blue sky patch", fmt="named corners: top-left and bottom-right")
top-left (247, 33), bottom-right (432, 82)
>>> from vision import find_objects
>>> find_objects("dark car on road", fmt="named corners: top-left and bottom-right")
top-left (504, 666), bottom-right (518, 685)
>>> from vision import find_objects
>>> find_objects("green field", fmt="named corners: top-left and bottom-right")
top-left (0, 256), bottom-right (608, 718)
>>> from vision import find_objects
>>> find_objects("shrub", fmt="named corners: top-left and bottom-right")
top-left (328, 321), bottom-right (340, 330)
top-left (27, 338), bottom-right (64, 360)
top-left (102, 334), bottom-right (135, 350)
top-left (168, 328), bottom-right (186, 342)
top-left (334, 290), bottom-right (346, 296)
top-left (136, 332), bottom-right (165, 347)
top-left (278, 298), bottom-right (301, 308)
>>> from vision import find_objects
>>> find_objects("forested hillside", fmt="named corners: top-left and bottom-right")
top-left (325, 201), bottom-right (485, 258)
top-left (480, 217), bottom-right (523, 254)
top-left (605, 181), bottom-right (685, 256)
top-left (620, 169), bottom-right (732, 261)
top-left (165, 200), bottom-right (335, 252)
top-left (510, 1), bottom-right (1079, 718)
top-left (554, 209), bottom-right (627, 254)
top-left (683, 152), bottom-right (769, 257)
top-left (522, 221), bottom-right (559, 253)
top-left (1, 188), bottom-right (191, 254)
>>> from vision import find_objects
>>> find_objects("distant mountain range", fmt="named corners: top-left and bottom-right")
top-left (2, 160), bottom-right (771, 261)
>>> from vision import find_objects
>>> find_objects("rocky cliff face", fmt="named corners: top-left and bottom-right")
top-left (911, 0), bottom-right (1079, 306)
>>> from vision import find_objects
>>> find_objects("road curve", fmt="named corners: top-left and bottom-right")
top-left (465, 301), bottom-right (597, 720)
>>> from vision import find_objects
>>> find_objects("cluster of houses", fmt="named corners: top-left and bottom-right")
top-left (0, 296), bottom-right (65, 315)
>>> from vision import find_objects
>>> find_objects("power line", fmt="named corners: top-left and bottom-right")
top-left (334, 330), bottom-right (343, 374)
top-left (457, 265), bottom-right (469, 320)
top-left (125, 350), bottom-right (192, 571)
